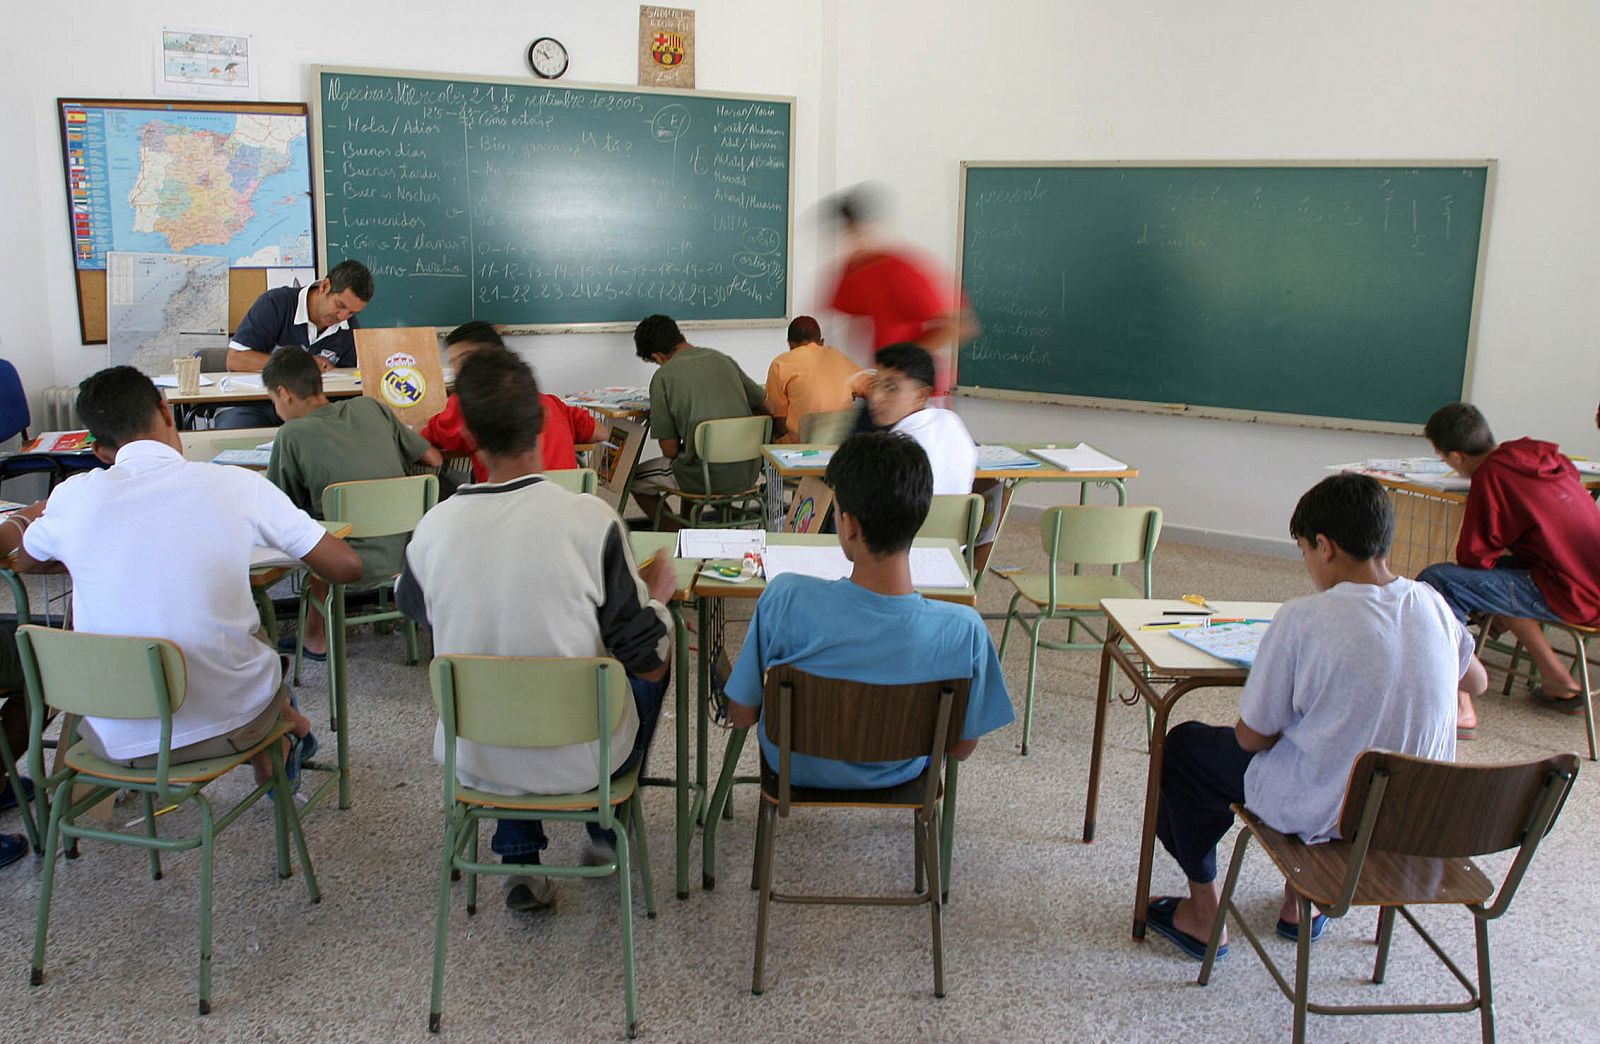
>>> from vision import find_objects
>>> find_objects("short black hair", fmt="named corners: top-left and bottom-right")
top-left (445, 320), bottom-right (505, 350)
top-left (455, 346), bottom-right (545, 458)
top-left (786, 315), bottom-right (823, 346)
top-left (1288, 473), bottom-right (1394, 561)
top-left (634, 314), bottom-right (685, 361)
top-left (1424, 403), bottom-right (1496, 456)
top-left (874, 343), bottom-right (935, 390)
top-left (825, 432), bottom-right (932, 555)
top-left (261, 346), bottom-right (323, 399)
top-left (325, 259), bottom-right (375, 301)
top-left (76, 366), bottom-right (163, 451)
top-left (835, 183), bottom-right (885, 228)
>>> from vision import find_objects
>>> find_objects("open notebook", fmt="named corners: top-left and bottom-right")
top-left (1173, 622), bottom-right (1268, 668)
top-left (762, 544), bottom-right (968, 588)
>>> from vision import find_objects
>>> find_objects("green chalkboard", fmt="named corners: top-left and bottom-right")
top-left (313, 66), bottom-right (792, 330)
top-left (957, 163), bottom-right (1493, 428)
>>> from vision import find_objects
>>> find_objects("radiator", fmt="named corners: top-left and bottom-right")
top-left (39, 386), bottom-right (80, 430)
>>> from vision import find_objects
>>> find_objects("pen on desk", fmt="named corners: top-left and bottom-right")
top-left (1161, 610), bottom-right (1213, 617)
top-left (1140, 620), bottom-right (1202, 631)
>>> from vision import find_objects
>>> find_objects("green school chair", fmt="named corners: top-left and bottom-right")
top-left (291, 473), bottom-right (438, 809)
top-left (18, 625), bottom-right (319, 1016)
top-left (428, 655), bottom-right (655, 1038)
top-left (545, 467), bottom-right (598, 495)
top-left (1473, 616), bottom-right (1600, 761)
top-left (918, 493), bottom-right (984, 573)
top-left (1199, 750), bottom-right (1579, 1044)
top-left (997, 505), bottom-right (1162, 754)
top-left (747, 666), bottom-right (971, 998)
top-left (653, 415), bottom-right (772, 530)
top-left (797, 408), bottom-right (854, 446)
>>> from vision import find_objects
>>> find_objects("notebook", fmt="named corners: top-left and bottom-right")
top-left (1029, 444), bottom-right (1128, 472)
top-left (213, 449), bottom-right (273, 467)
top-left (761, 544), bottom-right (968, 588)
top-left (1173, 622), bottom-right (1268, 668)
top-left (975, 445), bottom-right (1042, 469)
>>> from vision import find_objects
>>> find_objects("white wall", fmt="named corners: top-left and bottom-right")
top-left (0, 0), bottom-right (823, 409)
top-left (5, 2), bottom-right (1597, 548)
top-left (828, 1), bottom-right (1600, 547)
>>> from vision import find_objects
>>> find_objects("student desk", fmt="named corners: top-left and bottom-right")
top-left (564, 389), bottom-right (650, 422)
top-left (1338, 467), bottom-right (1600, 578)
top-left (696, 535), bottom-right (976, 891)
top-left (1085, 598), bottom-right (1280, 942)
top-left (759, 443), bottom-right (1140, 573)
top-left (179, 427), bottom-right (277, 466)
top-left (163, 369), bottom-right (364, 419)
top-left (628, 530), bottom-right (702, 900)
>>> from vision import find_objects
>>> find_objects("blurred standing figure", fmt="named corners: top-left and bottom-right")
top-left (824, 183), bottom-right (978, 400)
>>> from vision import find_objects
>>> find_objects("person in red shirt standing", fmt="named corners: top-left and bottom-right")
top-left (421, 322), bottom-right (597, 482)
top-left (825, 184), bottom-right (977, 399)
top-left (1418, 403), bottom-right (1600, 734)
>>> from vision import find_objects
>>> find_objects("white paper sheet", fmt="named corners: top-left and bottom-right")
top-left (761, 544), bottom-right (969, 589)
top-left (676, 529), bottom-right (766, 560)
top-left (153, 374), bottom-right (216, 388)
top-left (1030, 444), bottom-right (1129, 472)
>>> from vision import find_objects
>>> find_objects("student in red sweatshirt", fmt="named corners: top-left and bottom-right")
top-left (1418, 403), bottom-right (1600, 733)
top-left (422, 322), bottom-right (596, 482)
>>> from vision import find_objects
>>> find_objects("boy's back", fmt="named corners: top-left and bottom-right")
top-left (1460, 436), bottom-right (1600, 623)
top-left (1240, 576), bottom-right (1469, 843)
top-left (269, 395), bottom-right (431, 580)
top-left (726, 573), bottom-right (1013, 789)
top-left (648, 345), bottom-right (765, 492)
top-left (767, 342), bottom-right (863, 444)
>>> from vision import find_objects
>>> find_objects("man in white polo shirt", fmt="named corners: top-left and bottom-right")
top-left (0, 367), bottom-right (362, 775)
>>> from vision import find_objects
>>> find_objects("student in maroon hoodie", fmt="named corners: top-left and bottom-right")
top-left (1418, 403), bottom-right (1600, 733)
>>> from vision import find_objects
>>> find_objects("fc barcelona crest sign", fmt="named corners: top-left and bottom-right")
top-left (639, 6), bottom-right (695, 89)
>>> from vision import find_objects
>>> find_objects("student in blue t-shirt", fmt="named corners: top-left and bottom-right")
top-left (725, 431), bottom-right (1014, 788)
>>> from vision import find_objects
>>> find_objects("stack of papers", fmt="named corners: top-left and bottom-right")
top-left (677, 529), bottom-right (766, 560)
top-left (213, 448), bottom-right (272, 467)
top-left (218, 374), bottom-right (265, 391)
top-left (1174, 622), bottom-right (1268, 668)
top-left (566, 387), bottom-right (650, 410)
top-left (761, 544), bottom-right (969, 588)
top-left (153, 374), bottom-right (217, 389)
top-left (1571, 459), bottom-right (1600, 476)
top-left (975, 445), bottom-right (1042, 469)
top-left (20, 431), bottom-right (94, 453)
top-left (769, 447), bottom-right (833, 468)
top-left (1361, 457), bottom-right (1451, 475)
top-left (1402, 472), bottom-right (1471, 491)
top-left (1030, 444), bottom-right (1128, 472)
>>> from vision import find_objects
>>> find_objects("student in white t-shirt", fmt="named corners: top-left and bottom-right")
top-left (0, 367), bottom-right (362, 784)
top-left (866, 343), bottom-right (976, 495)
top-left (1145, 473), bottom-right (1487, 961)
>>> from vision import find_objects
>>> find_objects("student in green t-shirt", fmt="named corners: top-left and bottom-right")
top-left (628, 314), bottom-right (775, 527)
top-left (264, 347), bottom-right (442, 658)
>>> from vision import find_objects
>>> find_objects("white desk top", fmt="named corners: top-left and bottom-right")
top-left (1100, 598), bottom-right (1281, 676)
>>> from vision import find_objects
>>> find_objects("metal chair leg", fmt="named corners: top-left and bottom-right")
top-left (1475, 912), bottom-right (1495, 1044)
top-left (1373, 905), bottom-right (1397, 983)
top-left (751, 800), bottom-right (778, 995)
top-left (924, 814), bottom-right (945, 999)
top-left (1291, 895), bottom-right (1313, 1044)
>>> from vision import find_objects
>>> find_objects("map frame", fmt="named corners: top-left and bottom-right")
top-left (56, 97), bottom-right (316, 344)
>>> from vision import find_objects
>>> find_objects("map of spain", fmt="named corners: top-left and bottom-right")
top-left (63, 103), bottom-right (314, 269)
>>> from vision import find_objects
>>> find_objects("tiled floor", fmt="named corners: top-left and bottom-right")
top-left (0, 528), bottom-right (1593, 1042)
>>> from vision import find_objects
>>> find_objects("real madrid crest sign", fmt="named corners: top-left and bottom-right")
top-left (381, 352), bottom-right (428, 410)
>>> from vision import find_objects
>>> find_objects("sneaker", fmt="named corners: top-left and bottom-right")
top-left (505, 874), bottom-right (556, 911)
top-left (582, 837), bottom-right (617, 868)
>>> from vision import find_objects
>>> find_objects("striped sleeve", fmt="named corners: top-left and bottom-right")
top-left (597, 521), bottom-right (671, 674)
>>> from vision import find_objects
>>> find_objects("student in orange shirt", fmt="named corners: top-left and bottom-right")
top-left (421, 322), bottom-right (597, 482)
top-left (764, 316), bottom-right (869, 444)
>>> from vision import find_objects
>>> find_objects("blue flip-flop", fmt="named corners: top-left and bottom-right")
top-left (276, 633), bottom-right (327, 663)
top-left (1276, 913), bottom-right (1329, 942)
top-left (1146, 896), bottom-right (1227, 961)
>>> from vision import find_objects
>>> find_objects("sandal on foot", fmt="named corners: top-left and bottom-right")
top-left (1275, 913), bottom-right (1328, 942)
top-left (1531, 684), bottom-right (1585, 716)
top-left (1146, 896), bottom-right (1226, 961)
top-left (1457, 724), bottom-right (1478, 741)
top-left (276, 633), bottom-right (327, 663)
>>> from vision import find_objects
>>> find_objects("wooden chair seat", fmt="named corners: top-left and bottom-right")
top-left (62, 720), bottom-right (294, 787)
top-left (454, 765), bottom-right (640, 811)
top-left (1241, 807), bottom-right (1495, 909)
top-left (758, 755), bottom-right (939, 809)
top-left (1006, 572), bottom-right (1142, 610)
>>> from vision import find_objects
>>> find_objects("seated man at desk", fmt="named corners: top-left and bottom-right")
top-left (264, 347), bottom-right (441, 659)
top-left (1147, 473), bottom-right (1482, 960)
top-left (765, 315), bottom-right (868, 444)
top-left (420, 321), bottom-right (597, 482)
top-left (724, 432), bottom-right (1013, 787)
top-left (1418, 403), bottom-right (1600, 730)
top-left (629, 313), bottom-right (774, 526)
top-left (866, 343), bottom-right (976, 495)
top-left (0, 367), bottom-right (360, 785)
top-left (397, 347), bottom-right (676, 911)
top-left (215, 260), bottom-right (375, 428)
